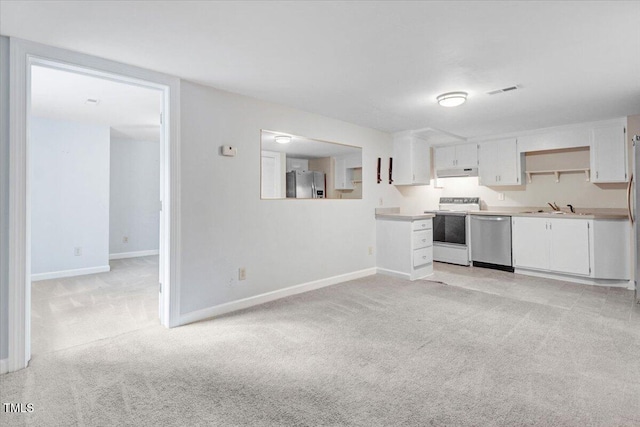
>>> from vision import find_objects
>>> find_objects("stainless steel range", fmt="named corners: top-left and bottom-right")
top-left (425, 197), bottom-right (480, 266)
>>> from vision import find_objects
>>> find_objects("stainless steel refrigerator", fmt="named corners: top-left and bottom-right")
top-left (633, 135), bottom-right (640, 304)
top-left (286, 171), bottom-right (325, 199)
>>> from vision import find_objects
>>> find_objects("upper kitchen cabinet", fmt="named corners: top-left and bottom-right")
top-left (478, 138), bottom-right (523, 186)
top-left (590, 121), bottom-right (628, 183)
top-left (434, 142), bottom-right (478, 172)
top-left (334, 152), bottom-right (362, 190)
top-left (392, 134), bottom-right (430, 185)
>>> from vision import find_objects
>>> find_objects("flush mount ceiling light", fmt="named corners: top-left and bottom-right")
top-left (275, 135), bottom-right (291, 144)
top-left (436, 92), bottom-right (468, 107)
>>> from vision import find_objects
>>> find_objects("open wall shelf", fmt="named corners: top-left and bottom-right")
top-left (525, 168), bottom-right (590, 183)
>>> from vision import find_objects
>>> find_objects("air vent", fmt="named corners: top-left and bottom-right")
top-left (487, 85), bottom-right (522, 95)
top-left (85, 98), bottom-right (100, 105)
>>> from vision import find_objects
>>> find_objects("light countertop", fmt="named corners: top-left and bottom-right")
top-left (467, 209), bottom-right (628, 220)
top-left (375, 207), bottom-right (435, 221)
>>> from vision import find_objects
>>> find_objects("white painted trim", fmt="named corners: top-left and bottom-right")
top-left (31, 265), bottom-right (111, 281)
top-left (376, 267), bottom-right (411, 281)
top-left (7, 37), bottom-right (181, 373)
top-left (179, 268), bottom-right (377, 326)
top-left (0, 358), bottom-right (8, 374)
top-left (627, 280), bottom-right (635, 291)
top-left (109, 250), bottom-right (159, 260)
top-left (514, 268), bottom-right (629, 288)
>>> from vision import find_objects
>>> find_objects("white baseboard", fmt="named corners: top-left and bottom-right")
top-left (31, 265), bottom-right (111, 282)
top-left (109, 249), bottom-right (159, 260)
top-left (376, 267), bottom-right (410, 280)
top-left (514, 268), bottom-right (630, 288)
top-left (377, 266), bottom-right (433, 281)
top-left (0, 358), bottom-right (8, 374)
top-left (179, 267), bottom-right (377, 326)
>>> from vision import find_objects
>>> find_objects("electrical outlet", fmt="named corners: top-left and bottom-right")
top-left (122, 236), bottom-right (128, 243)
top-left (74, 247), bottom-right (82, 256)
top-left (368, 246), bottom-right (374, 255)
top-left (498, 193), bottom-right (505, 201)
top-left (238, 267), bottom-right (246, 281)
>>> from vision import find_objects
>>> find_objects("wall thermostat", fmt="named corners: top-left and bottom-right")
top-left (220, 146), bottom-right (237, 157)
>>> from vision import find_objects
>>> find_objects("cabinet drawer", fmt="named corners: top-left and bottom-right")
top-left (412, 219), bottom-right (432, 231)
top-left (412, 230), bottom-right (432, 249)
top-left (413, 246), bottom-right (433, 268)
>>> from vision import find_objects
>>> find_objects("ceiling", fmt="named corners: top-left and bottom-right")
top-left (2, 1), bottom-right (639, 139)
top-left (31, 65), bottom-right (162, 142)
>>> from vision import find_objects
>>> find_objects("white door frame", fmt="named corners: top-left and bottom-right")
top-left (6, 38), bottom-right (181, 373)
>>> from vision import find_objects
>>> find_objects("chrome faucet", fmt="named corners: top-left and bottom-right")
top-left (567, 204), bottom-right (575, 213)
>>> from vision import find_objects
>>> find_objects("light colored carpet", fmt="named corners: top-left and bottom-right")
top-left (2, 263), bottom-right (640, 426)
top-left (31, 256), bottom-right (159, 355)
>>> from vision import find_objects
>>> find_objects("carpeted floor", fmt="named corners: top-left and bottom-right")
top-left (30, 255), bottom-right (159, 355)
top-left (2, 263), bottom-right (640, 426)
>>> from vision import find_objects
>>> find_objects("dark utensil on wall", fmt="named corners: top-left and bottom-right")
top-left (389, 157), bottom-right (393, 184)
top-left (377, 157), bottom-right (382, 184)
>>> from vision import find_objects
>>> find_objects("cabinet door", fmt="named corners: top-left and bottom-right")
top-left (477, 142), bottom-right (498, 186)
top-left (434, 146), bottom-right (455, 170)
top-left (334, 156), bottom-right (353, 190)
top-left (478, 138), bottom-right (520, 186)
top-left (392, 135), bottom-right (412, 185)
top-left (411, 138), bottom-right (431, 184)
top-left (392, 136), bottom-right (430, 185)
top-left (591, 124), bottom-right (627, 183)
top-left (495, 138), bottom-right (520, 185)
top-left (512, 217), bottom-right (549, 270)
top-left (455, 142), bottom-right (478, 169)
top-left (549, 219), bottom-right (591, 276)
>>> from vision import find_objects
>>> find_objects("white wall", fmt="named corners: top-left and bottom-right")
top-left (178, 81), bottom-right (405, 316)
top-left (109, 137), bottom-right (160, 256)
top-left (30, 116), bottom-right (110, 276)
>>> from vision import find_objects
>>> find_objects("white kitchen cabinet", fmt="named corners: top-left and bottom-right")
top-left (513, 216), bottom-right (630, 283)
top-left (334, 153), bottom-right (361, 190)
top-left (392, 135), bottom-right (430, 185)
top-left (512, 217), bottom-right (591, 276)
top-left (548, 219), bottom-right (591, 275)
top-left (478, 138), bottom-right (523, 186)
top-left (376, 216), bottom-right (433, 280)
top-left (591, 122), bottom-right (627, 183)
top-left (511, 217), bottom-right (549, 270)
top-left (434, 142), bottom-right (477, 171)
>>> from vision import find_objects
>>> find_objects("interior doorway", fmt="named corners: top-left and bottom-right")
top-left (6, 38), bottom-right (180, 373)
top-left (28, 64), bottom-right (163, 356)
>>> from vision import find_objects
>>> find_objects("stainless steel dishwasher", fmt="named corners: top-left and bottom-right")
top-left (470, 215), bottom-right (514, 272)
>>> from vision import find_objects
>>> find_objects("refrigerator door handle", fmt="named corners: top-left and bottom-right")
top-left (627, 173), bottom-right (634, 223)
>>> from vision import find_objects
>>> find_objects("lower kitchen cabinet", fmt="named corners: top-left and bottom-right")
top-left (512, 216), bottom-right (629, 281)
top-left (376, 217), bottom-right (433, 280)
top-left (511, 217), bottom-right (549, 271)
top-left (513, 217), bottom-right (590, 276)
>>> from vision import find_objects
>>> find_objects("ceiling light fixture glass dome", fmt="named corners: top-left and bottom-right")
top-left (275, 135), bottom-right (291, 144)
top-left (437, 92), bottom-right (468, 107)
